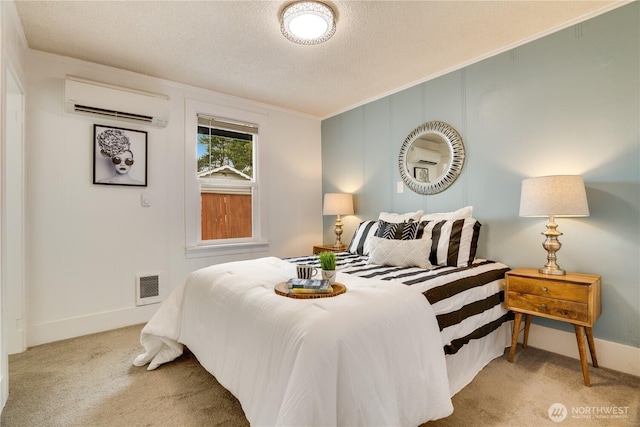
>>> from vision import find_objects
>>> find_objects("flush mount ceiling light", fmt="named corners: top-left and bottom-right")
top-left (280, 1), bottom-right (336, 45)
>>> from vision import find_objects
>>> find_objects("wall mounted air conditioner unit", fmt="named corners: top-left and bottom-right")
top-left (64, 75), bottom-right (170, 128)
top-left (408, 146), bottom-right (441, 165)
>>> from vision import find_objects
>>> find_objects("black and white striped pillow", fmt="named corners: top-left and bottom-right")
top-left (418, 218), bottom-right (482, 267)
top-left (347, 220), bottom-right (378, 255)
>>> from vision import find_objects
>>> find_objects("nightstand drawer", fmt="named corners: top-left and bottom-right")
top-left (506, 291), bottom-right (588, 323)
top-left (508, 276), bottom-right (589, 303)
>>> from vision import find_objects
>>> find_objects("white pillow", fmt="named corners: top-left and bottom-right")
top-left (419, 206), bottom-right (473, 222)
top-left (367, 236), bottom-right (432, 269)
top-left (378, 210), bottom-right (424, 223)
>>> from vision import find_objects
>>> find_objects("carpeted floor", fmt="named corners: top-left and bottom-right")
top-left (1, 324), bottom-right (638, 426)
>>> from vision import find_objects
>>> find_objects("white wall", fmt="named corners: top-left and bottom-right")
top-left (24, 51), bottom-right (323, 347)
top-left (1, 0), bottom-right (27, 411)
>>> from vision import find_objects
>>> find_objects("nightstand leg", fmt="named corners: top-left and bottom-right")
top-left (523, 314), bottom-right (531, 349)
top-left (585, 327), bottom-right (599, 368)
top-left (509, 312), bottom-right (523, 362)
top-left (574, 325), bottom-right (591, 387)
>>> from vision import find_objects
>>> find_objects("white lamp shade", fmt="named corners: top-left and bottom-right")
top-left (323, 193), bottom-right (354, 216)
top-left (519, 175), bottom-right (589, 217)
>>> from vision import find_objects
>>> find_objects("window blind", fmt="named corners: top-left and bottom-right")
top-left (197, 114), bottom-right (258, 136)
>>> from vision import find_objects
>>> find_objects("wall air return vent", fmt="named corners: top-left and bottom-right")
top-left (64, 75), bottom-right (169, 128)
top-left (136, 273), bottom-right (161, 306)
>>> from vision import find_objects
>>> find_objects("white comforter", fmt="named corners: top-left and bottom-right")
top-left (134, 257), bottom-right (453, 426)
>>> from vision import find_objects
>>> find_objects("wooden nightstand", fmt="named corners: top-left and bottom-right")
top-left (505, 267), bottom-right (602, 386)
top-left (312, 244), bottom-right (347, 255)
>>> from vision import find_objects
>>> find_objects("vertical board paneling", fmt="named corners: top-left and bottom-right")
top-left (321, 3), bottom-right (639, 347)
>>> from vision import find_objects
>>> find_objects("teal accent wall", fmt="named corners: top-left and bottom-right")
top-left (321, 3), bottom-right (639, 348)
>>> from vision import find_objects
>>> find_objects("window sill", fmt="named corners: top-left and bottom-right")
top-left (186, 241), bottom-right (270, 259)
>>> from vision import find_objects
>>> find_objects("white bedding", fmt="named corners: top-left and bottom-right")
top-left (134, 257), bottom-right (453, 426)
top-left (286, 254), bottom-right (514, 396)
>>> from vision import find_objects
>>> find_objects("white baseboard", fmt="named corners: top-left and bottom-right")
top-left (516, 323), bottom-right (639, 377)
top-left (26, 304), bottom-right (158, 348)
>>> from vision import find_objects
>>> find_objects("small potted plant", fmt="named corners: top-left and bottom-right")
top-left (318, 251), bottom-right (337, 286)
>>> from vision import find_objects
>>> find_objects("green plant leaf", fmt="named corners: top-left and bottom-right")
top-left (318, 251), bottom-right (336, 270)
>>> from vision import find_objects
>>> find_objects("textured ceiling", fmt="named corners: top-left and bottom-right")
top-left (14, 0), bottom-right (625, 118)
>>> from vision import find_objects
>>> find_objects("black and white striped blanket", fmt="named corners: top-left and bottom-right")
top-left (286, 252), bottom-right (513, 355)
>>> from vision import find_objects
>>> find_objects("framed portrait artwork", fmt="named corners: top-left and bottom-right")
top-left (414, 166), bottom-right (429, 183)
top-left (93, 124), bottom-right (147, 187)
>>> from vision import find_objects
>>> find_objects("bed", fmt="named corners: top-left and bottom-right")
top-left (134, 208), bottom-right (513, 426)
top-left (285, 252), bottom-right (513, 397)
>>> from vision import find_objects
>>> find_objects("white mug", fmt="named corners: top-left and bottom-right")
top-left (297, 264), bottom-right (318, 279)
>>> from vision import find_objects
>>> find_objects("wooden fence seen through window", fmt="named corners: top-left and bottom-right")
top-left (201, 193), bottom-right (252, 240)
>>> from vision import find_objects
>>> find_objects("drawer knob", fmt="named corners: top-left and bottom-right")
top-left (541, 286), bottom-right (548, 292)
top-left (541, 303), bottom-right (547, 309)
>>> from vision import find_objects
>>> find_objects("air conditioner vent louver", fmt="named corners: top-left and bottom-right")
top-left (408, 146), bottom-right (441, 165)
top-left (64, 75), bottom-right (169, 128)
top-left (136, 273), bottom-right (161, 306)
top-left (74, 105), bottom-right (154, 123)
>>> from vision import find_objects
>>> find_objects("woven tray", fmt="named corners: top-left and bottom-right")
top-left (274, 282), bottom-right (346, 299)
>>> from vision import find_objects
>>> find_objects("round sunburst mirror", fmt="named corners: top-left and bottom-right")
top-left (398, 121), bottom-right (465, 195)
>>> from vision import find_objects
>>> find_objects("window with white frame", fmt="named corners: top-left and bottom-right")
top-left (185, 100), bottom-right (268, 255)
top-left (197, 115), bottom-right (256, 240)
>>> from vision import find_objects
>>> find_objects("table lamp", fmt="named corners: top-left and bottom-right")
top-left (323, 193), bottom-right (354, 249)
top-left (519, 175), bottom-right (589, 275)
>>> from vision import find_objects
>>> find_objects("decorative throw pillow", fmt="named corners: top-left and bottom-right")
top-left (347, 220), bottom-right (378, 255)
top-left (375, 220), bottom-right (419, 240)
top-left (418, 218), bottom-right (481, 267)
top-left (378, 210), bottom-right (424, 223)
top-left (367, 236), bottom-right (432, 269)
top-left (419, 206), bottom-right (473, 222)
